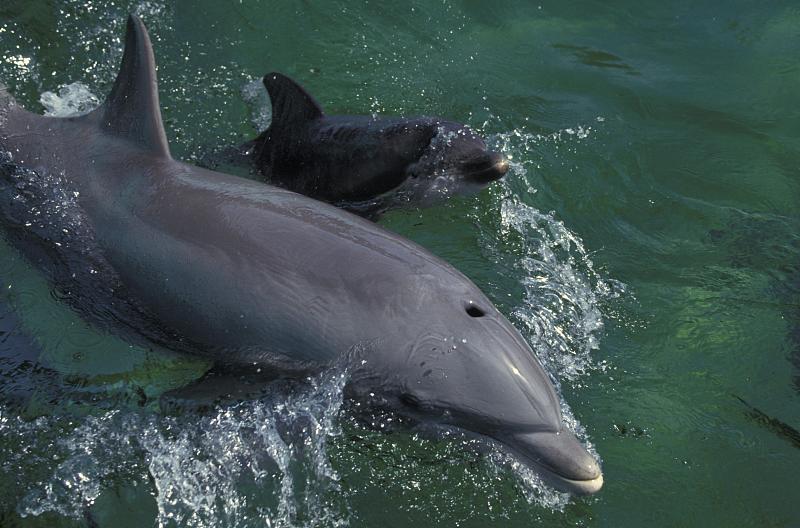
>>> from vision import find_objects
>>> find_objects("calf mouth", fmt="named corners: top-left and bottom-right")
top-left (459, 151), bottom-right (510, 184)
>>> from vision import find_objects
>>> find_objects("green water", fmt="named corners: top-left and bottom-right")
top-left (1, 1), bottom-right (799, 526)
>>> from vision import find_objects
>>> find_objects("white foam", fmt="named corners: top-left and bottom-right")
top-left (242, 78), bottom-right (272, 133)
top-left (39, 82), bottom-right (100, 118)
top-left (16, 370), bottom-right (349, 527)
top-left (483, 125), bottom-right (625, 383)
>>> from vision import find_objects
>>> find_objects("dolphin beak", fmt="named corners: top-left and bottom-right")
top-left (502, 429), bottom-right (603, 495)
top-left (460, 151), bottom-right (509, 184)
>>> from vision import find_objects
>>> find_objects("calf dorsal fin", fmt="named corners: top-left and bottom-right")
top-left (263, 72), bottom-right (324, 131)
top-left (88, 15), bottom-right (170, 158)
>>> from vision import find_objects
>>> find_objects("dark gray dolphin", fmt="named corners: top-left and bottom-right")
top-left (232, 72), bottom-right (508, 216)
top-left (0, 16), bottom-right (600, 494)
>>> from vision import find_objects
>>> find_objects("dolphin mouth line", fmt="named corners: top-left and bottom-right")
top-left (459, 157), bottom-right (509, 184)
top-left (483, 435), bottom-right (603, 495)
top-left (464, 161), bottom-right (508, 176)
top-left (412, 421), bottom-right (603, 495)
top-left (508, 448), bottom-right (605, 496)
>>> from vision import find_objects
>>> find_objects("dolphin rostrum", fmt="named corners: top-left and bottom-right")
top-left (0, 15), bottom-right (601, 494)
top-left (227, 72), bottom-right (508, 217)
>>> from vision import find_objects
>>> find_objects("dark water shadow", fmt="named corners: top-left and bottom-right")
top-left (0, 299), bottom-right (63, 410)
top-left (734, 395), bottom-right (800, 450)
top-left (553, 43), bottom-right (639, 75)
top-left (706, 213), bottom-right (800, 392)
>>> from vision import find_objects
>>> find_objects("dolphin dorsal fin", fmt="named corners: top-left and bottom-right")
top-left (263, 72), bottom-right (324, 131)
top-left (90, 15), bottom-right (170, 158)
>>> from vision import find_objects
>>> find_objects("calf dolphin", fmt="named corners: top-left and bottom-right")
top-left (230, 72), bottom-right (508, 216)
top-left (0, 16), bottom-right (601, 494)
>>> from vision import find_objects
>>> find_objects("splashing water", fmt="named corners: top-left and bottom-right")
top-left (40, 83), bottom-right (100, 117)
top-left (501, 195), bottom-right (606, 380)
top-left (0, 151), bottom-right (88, 252)
top-left (13, 369), bottom-right (350, 527)
top-left (242, 78), bottom-right (272, 134)
top-left (482, 124), bottom-right (625, 383)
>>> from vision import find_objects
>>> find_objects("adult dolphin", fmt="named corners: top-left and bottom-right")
top-left (225, 72), bottom-right (508, 217)
top-left (0, 16), bottom-right (601, 494)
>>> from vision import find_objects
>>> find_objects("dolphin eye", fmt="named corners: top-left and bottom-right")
top-left (465, 304), bottom-right (486, 318)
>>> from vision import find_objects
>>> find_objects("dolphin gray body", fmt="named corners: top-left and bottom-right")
top-left (230, 72), bottom-right (508, 217)
top-left (0, 16), bottom-right (601, 494)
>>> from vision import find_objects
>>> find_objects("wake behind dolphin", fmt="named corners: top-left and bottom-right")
top-left (0, 16), bottom-right (601, 494)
